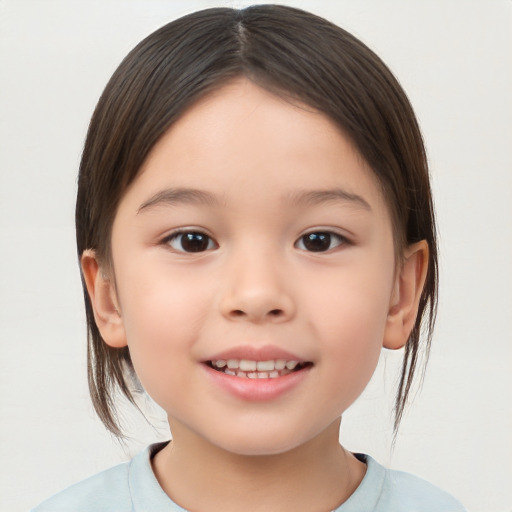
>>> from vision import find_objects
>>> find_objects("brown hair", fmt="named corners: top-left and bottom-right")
top-left (76, 5), bottom-right (438, 437)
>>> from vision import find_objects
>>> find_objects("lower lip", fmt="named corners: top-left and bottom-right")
top-left (202, 364), bottom-right (311, 401)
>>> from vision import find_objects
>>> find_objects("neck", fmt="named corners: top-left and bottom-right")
top-left (151, 418), bottom-right (366, 512)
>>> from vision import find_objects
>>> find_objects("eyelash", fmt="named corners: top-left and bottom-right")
top-left (163, 230), bottom-right (218, 253)
top-left (162, 229), bottom-right (349, 254)
top-left (294, 231), bottom-right (348, 252)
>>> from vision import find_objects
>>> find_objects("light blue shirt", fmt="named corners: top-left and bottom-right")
top-left (32, 443), bottom-right (467, 511)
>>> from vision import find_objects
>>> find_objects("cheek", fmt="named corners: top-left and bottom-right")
top-left (115, 264), bottom-right (212, 391)
top-left (120, 256), bottom-right (213, 324)
top-left (304, 259), bottom-right (394, 400)
top-left (316, 303), bottom-right (386, 413)
top-left (307, 255), bottom-right (394, 339)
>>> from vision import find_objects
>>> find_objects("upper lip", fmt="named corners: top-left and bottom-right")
top-left (204, 345), bottom-right (309, 363)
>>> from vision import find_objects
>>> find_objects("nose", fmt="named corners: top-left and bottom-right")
top-left (219, 251), bottom-right (296, 324)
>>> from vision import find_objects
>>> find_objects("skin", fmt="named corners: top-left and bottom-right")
top-left (82, 78), bottom-right (428, 512)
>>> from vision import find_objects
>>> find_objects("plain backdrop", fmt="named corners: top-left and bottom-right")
top-left (1, 1), bottom-right (511, 511)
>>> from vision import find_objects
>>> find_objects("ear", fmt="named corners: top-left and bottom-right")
top-left (81, 249), bottom-right (127, 348)
top-left (383, 241), bottom-right (429, 350)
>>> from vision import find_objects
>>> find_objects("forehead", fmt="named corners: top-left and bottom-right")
top-left (122, 78), bottom-right (389, 217)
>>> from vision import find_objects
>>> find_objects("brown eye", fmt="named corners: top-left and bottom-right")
top-left (167, 231), bottom-right (216, 252)
top-left (296, 232), bottom-right (345, 252)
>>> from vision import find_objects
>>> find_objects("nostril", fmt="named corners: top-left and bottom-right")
top-left (229, 308), bottom-right (283, 319)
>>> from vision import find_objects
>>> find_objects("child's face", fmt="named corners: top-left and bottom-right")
top-left (106, 78), bottom-right (399, 455)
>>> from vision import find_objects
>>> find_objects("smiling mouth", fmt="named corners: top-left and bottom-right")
top-left (206, 359), bottom-right (312, 379)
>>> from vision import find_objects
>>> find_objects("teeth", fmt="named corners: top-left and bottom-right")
top-left (210, 359), bottom-right (307, 379)
top-left (239, 360), bottom-right (257, 371)
top-left (256, 360), bottom-right (274, 371)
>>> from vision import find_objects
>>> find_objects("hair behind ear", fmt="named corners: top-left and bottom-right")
top-left (80, 251), bottom-right (139, 437)
top-left (393, 237), bottom-right (437, 434)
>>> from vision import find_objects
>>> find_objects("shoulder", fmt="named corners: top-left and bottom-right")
top-left (31, 459), bottom-right (132, 512)
top-left (381, 467), bottom-right (467, 511)
top-left (31, 442), bottom-right (175, 512)
top-left (337, 454), bottom-right (467, 512)
top-left (366, 455), bottom-right (468, 512)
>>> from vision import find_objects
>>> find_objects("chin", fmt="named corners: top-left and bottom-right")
top-left (220, 438), bottom-right (303, 457)
top-left (204, 423), bottom-right (324, 457)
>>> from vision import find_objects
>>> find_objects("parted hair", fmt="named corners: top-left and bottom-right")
top-left (76, 5), bottom-right (438, 437)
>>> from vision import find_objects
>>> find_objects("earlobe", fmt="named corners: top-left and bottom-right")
top-left (383, 241), bottom-right (429, 350)
top-left (81, 250), bottom-right (127, 348)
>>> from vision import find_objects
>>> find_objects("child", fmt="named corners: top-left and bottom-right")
top-left (33, 5), bottom-right (466, 511)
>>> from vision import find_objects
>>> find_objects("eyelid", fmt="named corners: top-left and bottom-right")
top-left (294, 229), bottom-right (351, 252)
top-left (161, 227), bottom-right (218, 253)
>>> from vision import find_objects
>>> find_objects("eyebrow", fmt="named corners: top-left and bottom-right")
top-left (137, 187), bottom-right (220, 213)
top-left (285, 188), bottom-right (372, 211)
top-left (137, 186), bottom-right (371, 213)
